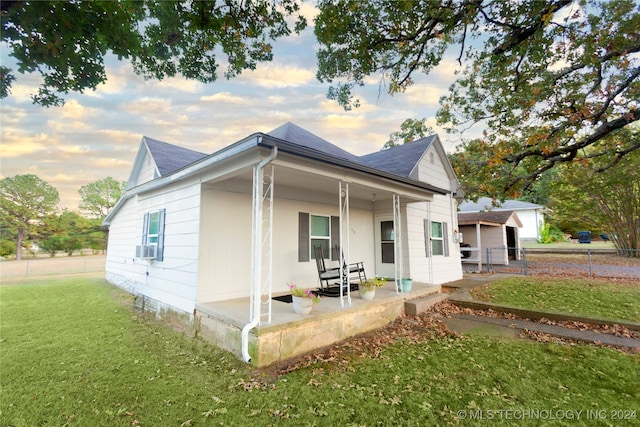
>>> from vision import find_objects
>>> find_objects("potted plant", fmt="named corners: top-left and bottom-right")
top-left (400, 277), bottom-right (413, 293)
top-left (289, 284), bottom-right (320, 314)
top-left (358, 276), bottom-right (386, 300)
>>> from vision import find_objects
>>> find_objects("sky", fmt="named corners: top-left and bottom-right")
top-left (0, 4), bottom-right (474, 211)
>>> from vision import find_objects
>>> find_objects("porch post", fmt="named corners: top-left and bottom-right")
top-left (242, 147), bottom-right (277, 363)
top-left (475, 223), bottom-right (482, 271)
top-left (250, 163), bottom-right (276, 324)
top-left (393, 194), bottom-right (403, 293)
top-left (339, 181), bottom-right (351, 307)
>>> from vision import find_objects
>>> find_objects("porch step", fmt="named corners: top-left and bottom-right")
top-left (405, 292), bottom-right (449, 316)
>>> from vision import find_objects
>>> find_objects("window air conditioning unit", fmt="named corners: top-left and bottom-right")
top-left (136, 244), bottom-right (157, 260)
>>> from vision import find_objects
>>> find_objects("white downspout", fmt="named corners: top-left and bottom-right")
top-left (242, 145), bottom-right (278, 363)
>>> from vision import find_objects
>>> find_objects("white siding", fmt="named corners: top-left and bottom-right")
top-left (515, 209), bottom-right (543, 240)
top-left (197, 188), bottom-right (376, 303)
top-left (405, 194), bottom-right (463, 285)
top-left (105, 177), bottom-right (202, 313)
top-left (414, 144), bottom-right (453, 191)
top-left (130, 149), bottom-right (157, 187)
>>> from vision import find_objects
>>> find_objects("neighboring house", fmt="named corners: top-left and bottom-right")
top-left (458, 197), bottom-right (546, 244)
top-left (103, 122), bottom-right (464, 365)
top-left (457, 210), bottom-right (523, 271)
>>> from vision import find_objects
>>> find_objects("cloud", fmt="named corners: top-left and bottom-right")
top-left (322, 114), bottom-right (367, 130)
top-left (0, 131), bottom-right (49, 159)
top-left (58, 99), bottom-right (100, 120)
top-left (47, 119), bottom-right (94, 133)
top-left (268, 95), bottom-right (286, 104)
top-left (155, 77), bottom-right (203, 93)
top-left (200, 92), bottom-right (250, 104)
top-left (404, 83), bottom-right (449, 107)
top-left (97, 129), bottom-right (142, 144)
top-left (240, 62), bottom-right (315, 88)
top-left (121, 97), bottom-right (172, 116)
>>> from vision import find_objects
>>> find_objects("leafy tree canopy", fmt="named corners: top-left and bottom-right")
top-left (383, 118), bottom-right (434, 149)
top-left (1, 0), bottom-right (306, 106)
top-left (79, 177), bottom-right (126, 219)
top-left (315, 0), bottom-right (640, 195)
top-left (0, 174), bottom-right (59, 260)
top-left (546, 127), bottom-right (640, 253)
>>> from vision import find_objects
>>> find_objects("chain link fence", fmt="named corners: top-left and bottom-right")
top-left (463, 247), bottom-right (640, 279)
top-left (0, 255), bottom-right (106, 280)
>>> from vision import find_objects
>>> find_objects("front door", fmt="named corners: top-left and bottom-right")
top-left (375, 215), bottom-right (395, 279)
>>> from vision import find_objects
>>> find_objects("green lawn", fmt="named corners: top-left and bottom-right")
top-left (471, 277), bottom-right (640, 322)
top-left (1, 277), bottom-right (638, 426)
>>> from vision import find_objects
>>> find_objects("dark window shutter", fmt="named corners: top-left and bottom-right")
top-left (330, 216), bottom-right (340, 260)
top-left (424, 219), bottom-right (430, 257)
top-left (298, 212), bottom-right (309, 262)
top-left (156, 209), bottom-right (166, 261)
top-left (443, 222), bottom-right (449, 257)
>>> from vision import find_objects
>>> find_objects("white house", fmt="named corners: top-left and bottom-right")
top-left (104, 123), bottom-right (464, 365)
top-left (458, 197), bottom-right (546, 244)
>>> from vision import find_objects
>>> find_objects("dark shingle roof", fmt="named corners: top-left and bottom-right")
top-left (144, 137), bottom-right (208, 176)
top-left (458, 210), bottom-right (520, 226)
top-left (267, 122), bottom-right (361, 163)
top-left (359, 136), bottom-right (435, 177)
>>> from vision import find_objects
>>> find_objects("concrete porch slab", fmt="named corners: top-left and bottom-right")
top-left (195, 282), bottom-right (442, 366)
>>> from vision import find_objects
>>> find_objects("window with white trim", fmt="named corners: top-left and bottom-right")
top-left (139, 209), bottom-right (166, 261)
top-left (146, 211), bottom-right (161, 244)
top-left (425, 220), bottom-right (449, 257)
top-left (298, 212), bottom-right (339, 262)
top-left (310, 215), bottom-right (331, 258)
top-left (431, 221), bottom-right (444, 256)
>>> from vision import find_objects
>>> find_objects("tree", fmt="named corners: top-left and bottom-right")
top-left (79, 177), bottom-right (126, 219)
top-left (315, 0), bottom-right (640, 196)
top-left (1, 0), bottom-right (307, 106)
top-left (547, 127), bottom-right (640, 254)
top-left (0, 174), bottom-right (59, 260)
top-left (383, 118), bottom-right (434, 149)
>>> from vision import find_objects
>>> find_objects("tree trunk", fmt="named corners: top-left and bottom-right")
top-left (15, 228), bottom-right (24, 261)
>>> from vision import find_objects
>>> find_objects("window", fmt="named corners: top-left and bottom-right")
top-left (146, 211), bottom-right (160, 244)
top-left (431, 221), bottom-right (444, 256)
top-left (380, 220), bottom-right (395, 263)
top-left (425, 220), bottom-right (449, 257)
top-left (298, 212), bottom-right (339, 262)
top-left (310, 215), bottom-right (330, 258)
top-left (140, 209), bottom-right (166, 260)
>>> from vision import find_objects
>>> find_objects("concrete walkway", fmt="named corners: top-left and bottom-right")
top-left (441, 273), bottom-right (640, 350)
top-left (444, 313), bottom-right (640, 349)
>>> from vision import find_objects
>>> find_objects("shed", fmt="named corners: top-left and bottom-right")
top-left (457, 210), bottom-right (523, 270)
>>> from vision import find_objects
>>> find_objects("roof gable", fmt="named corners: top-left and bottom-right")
top-left (126, 136), bottom-right (208, 189)
top-left (144, 137), bottom-right (208, 176)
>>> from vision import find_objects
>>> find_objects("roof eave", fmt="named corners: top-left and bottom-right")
top-left (257, 134), bottom-right (449, 196)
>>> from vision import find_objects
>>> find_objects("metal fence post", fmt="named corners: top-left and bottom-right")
top-left (588, 248), bottom-right (592, 277)
top-left (522, 248), bottom-right (527, 276)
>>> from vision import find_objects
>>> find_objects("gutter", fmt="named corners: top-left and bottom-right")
top-left (241, 144), bottom-right (278, 363)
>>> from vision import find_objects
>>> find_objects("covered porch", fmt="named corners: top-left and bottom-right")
top-left (196, 140), bottom-right (444, 364)
top-left (195, 280), bottom-right (442, 366)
